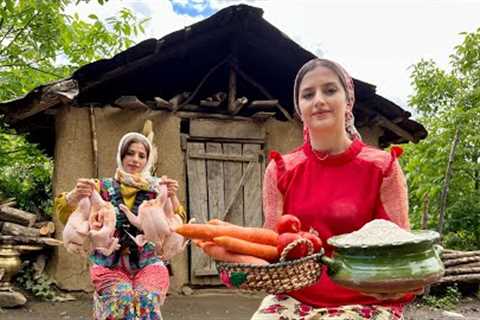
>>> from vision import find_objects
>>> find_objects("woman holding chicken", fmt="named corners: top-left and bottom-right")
top-left (56, 132), bottom-right (186, 320)
top-left (250, 59), bottom-right (413, 319)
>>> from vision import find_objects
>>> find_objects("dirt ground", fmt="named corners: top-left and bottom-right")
top-left (1, 289), bottom-right (480, 320)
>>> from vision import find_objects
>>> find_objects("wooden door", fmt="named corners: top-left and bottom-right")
top-left (186, 141), bottom-right (264, 284)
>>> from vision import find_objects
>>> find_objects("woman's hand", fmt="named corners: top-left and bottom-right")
top-left (66, 178), bottom-right (96, 208)
top-left (159, 176), bottom-right (179, 198)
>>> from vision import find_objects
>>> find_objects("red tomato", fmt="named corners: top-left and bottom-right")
top-left (277, 232), bottom-right (309, 260)
top-left (299, 231), bottom-right (323, 253)
top-left (276, 214), bottom-right (302, 234)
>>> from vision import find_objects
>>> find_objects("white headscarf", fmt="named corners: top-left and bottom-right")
top-left (115, 132), bottom-right (159, 191)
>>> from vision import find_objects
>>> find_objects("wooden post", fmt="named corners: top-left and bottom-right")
top-left (438, 128), bottom-right (461, 236)
top-left (89, 105), bottom-right (99, 178)
top-left (227, 64), bottom-right (237, 114)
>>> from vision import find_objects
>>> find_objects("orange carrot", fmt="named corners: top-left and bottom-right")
top-left (213, 236), bottom-right (279, 262)
top-left (174, 224), bottom-right (278, 246)
top-left (201, 242), bottom-right (269, 265)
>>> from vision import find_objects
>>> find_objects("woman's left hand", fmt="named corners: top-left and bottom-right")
top-left (159, 176), bottom-right (179, 197)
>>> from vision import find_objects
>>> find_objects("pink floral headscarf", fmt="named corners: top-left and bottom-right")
top-left (293, 58), bottom-right (361, 142)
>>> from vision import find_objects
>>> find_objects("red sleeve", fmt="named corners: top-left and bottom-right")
top-left (262, 160), bottom-right (284, 230)
top-left (374, 156), bottom-right (410, 230)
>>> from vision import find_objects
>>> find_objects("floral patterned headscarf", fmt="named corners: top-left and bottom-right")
top-left (293, 58), bottom-right (361, 142)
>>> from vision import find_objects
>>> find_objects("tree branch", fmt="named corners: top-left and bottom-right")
top-left (0, 11), bottom-right (39, 56)
top-left (22, 64), bottom-right (64, 78)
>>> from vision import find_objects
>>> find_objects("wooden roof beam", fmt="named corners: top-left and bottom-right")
top-left (230, 63), bottom-right (294, 122)
top-left (372, 114), bottom-right (418, 143)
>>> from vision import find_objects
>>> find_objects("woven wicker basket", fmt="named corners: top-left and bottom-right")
top-left (216, 238), bottom-right (324, 294)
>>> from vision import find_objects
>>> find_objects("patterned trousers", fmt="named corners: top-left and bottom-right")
top-left (90, 262), bottom-right (169, 320)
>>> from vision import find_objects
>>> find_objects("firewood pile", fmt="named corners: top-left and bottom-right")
top-left (0, 199), bottom-right (61, 248)
top-left (439, 249), bottom-right (480, 284)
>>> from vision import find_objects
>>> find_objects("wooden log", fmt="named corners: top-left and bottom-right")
top-left (0, 235), bottom-right (62, 246)
top-left (451, 262), bottom-right (480, 269)
top-left (443, 251), bottom-right (480, 259)
top-left (113, 96), bottom-right (149, 110)
top-left (438, 273), bottom-right (480, 283)
top-left (227, 65), bottom-right (237, 114)
top-left (445, 267), bottom-right (480, 275)
top-left (33, 221), bottom-right (55, 236)
top-left (443, 256), bottom-right (480, 267)
top-left (248, 100), bottom-right (279, 108)
top-left (0, 221), bottom-right (41, 237)
top-left (232, 97), bottom-right (248, 115)
top-left (0, 200), bottom-right (16, 208)
top-left (169, 92), bottom-right (189, 110)
top-left (0, 198), bottom-right (15, 207)
top-left (154, 97), bottom-right (173, 110)
top-left (251, 111), bottom-right (276, 120)
top-left (175, 111), bottom-right (251, 121)
top-left (0, 290), bottom-right (27, 307)
top-left (200, 100), bottom-right (221, 108)
top-left (443, 249), bottom-right (463, 254)
top-left (0, 206), bottom-right (36, 227)
top-left (212, 92), bottom-right (227, 102)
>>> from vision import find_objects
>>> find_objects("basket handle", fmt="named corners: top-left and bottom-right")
top-left (279, 237), bottom-right (313, 262)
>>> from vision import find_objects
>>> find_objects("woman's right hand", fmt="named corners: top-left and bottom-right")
top-left (66, 178), bottom-right (96, 208)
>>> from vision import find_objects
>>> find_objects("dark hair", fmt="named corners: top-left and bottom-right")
top-left (293, 59), bottom-right (350, 116)
top-left (120, 138), bottom-right (150, 160)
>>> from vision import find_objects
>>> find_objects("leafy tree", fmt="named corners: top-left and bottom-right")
top-left (0, 0), bottom-right (148, 215)
top-left (403, 27), bottom-right (480, 249)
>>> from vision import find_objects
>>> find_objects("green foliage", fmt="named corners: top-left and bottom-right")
top-left (15, 262), bottom-right (58, 301)
top-left (0, 0), bottom-right (147, 215)
top-left (404, 27), bottom-right (480, 249)
top-left (0, 0), bottom-right (149, 102)
top-left (443, 192), bottom-right (480, 250)
top-left (422, 285), bottom-right (462, 310)
top-left (0, 127), bottom-right (53, 214)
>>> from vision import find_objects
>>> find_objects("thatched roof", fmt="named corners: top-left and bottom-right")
top-left (0, 4), bottom-right (427, 153)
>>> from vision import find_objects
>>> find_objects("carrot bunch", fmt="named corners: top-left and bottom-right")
top-left (174, 219), bottom-right (279, 264)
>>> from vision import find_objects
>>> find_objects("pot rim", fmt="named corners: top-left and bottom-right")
top-left (327, 230), bottom-right (440, 249)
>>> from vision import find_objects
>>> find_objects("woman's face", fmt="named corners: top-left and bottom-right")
top-left (298, 65), bottom-right (348, 135)
top-left (122, 142), bottom-right (148, 175)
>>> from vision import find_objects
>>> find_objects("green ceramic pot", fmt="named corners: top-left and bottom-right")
top-left (321, 230), bottom-right (445, 294)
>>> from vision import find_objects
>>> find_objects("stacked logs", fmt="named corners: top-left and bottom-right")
top-left (0, 199), bottom-right (60, 247)
top-left (439, 249), bottom-right (480, 284)
top-left (0, 199), bottom-right (62, 307)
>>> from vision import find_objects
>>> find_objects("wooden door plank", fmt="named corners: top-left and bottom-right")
top-left (186, 142), bottom-right (215, 283)
top-left (190, 119), bottom-right (266, 140)
top-left (243, 144), bottom-right (263, 228)
top-left (223, 143), bottom-right (244, 226)
top-left (203, 142), bottom-right (224, 280)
